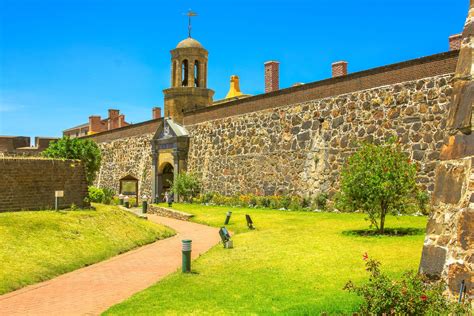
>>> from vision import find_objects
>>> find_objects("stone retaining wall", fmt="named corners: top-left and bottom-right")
top-left (148, 204), bottom-right (194, 221)
top-left (0, 158), bottom-right (88, 212)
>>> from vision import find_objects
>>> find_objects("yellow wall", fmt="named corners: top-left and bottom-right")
top-left (158, 150), bottom-right (174, 173)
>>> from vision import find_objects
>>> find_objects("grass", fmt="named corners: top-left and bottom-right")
top-left (105, 204), bottom-right (428, 315)
top-left (0, 204), bottom-right (175, 295)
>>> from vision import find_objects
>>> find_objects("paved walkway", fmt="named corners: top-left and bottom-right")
top-left (0, 214), bottom-right (220, 316)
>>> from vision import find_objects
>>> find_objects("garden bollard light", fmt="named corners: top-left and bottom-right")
top-left (124, 196), bottom-right (130, 208)
top-left (119, 194), bottom-right (124, 206)
top-left (182, 240), bottom-right (192, 273)
top-left (142, 195), bottom-right (148, 213)
top-left (458, 279), bottom-right (466, 302)
top-left (224, 211), bottom-right (232, 225)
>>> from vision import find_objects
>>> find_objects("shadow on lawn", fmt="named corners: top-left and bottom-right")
top-left (342, 227), bottom-right (425, 237)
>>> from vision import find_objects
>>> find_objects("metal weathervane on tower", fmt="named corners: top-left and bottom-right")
top-left (185, 9), bottom-right (197, 38)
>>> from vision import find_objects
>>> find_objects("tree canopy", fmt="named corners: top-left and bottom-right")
top-left (42, 137), bottom-right (101, 185)
top-left (338, 141), bottom-right (417, 234)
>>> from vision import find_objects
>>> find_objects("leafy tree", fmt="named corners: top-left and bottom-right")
top-left (338, 141), bottom-right (417, 234)
top-left (169, 172), bottom-right (201, 202)
top-left (42, 137), bottom-right (101, 185)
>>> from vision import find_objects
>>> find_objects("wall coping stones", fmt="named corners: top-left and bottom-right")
top-left (183, 51), bottom-right (458, 126)
top-left (148, 205), bottom-right (194, 221)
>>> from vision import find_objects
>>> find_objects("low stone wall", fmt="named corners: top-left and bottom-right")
top-left (148, 204), bottom-right (194, 221)
top-left (0, 158), bottom-right (88, 212)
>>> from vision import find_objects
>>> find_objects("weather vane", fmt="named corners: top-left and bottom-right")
top-left (185, 9), bottom-right (198, 38)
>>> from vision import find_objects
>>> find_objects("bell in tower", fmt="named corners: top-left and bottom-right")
top-left (163, 20), bottom-right (214, 124)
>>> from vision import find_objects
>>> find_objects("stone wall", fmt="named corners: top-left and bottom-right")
top-left (0, 158), bottom-right (88, 212)
top-left (148, 204), bottom-right (194, 221)
top-left (86, 119), bottom-right (162, 199)
top-left (420, 2), bottom-right (473, 298)
top-left (184, 51), bottom-right (458, 125)
top-left (420, 155), bottom-right (473, 297)
top-left (94, 132), bottom-right (155, 199)
top-left (187, 74), bottom-right (454, 197)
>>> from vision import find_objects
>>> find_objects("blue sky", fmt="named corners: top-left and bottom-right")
top-left (0, 0), bottom-right (468, 139)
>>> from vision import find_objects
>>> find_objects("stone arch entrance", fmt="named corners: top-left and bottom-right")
top-left (158, 162), bottom-right (174, 201)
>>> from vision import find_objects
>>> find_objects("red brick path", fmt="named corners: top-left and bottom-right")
top-left (0, 215), bottom-right (220, 315)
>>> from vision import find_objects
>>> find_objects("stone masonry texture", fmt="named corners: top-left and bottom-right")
top-left (419, 3), bottom-right (474, 298)
top-left (0, 158), bottom-right (88, 212)
top-left (94, 132), bottom-right (155, 199)
top-left (187, 74), bottom-right (454, 197)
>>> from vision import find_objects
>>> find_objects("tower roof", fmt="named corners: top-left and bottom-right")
top-left (176, 37), bottom-right (204, 49)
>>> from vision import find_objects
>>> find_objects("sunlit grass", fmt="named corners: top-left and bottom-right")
top-left (0, 204), bottom-right (175, 295)
top-left (105, 204), bottom-right (427, 315)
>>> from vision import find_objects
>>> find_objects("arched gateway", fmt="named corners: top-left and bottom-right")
top-left (151, 118), bottom-right (191, 203)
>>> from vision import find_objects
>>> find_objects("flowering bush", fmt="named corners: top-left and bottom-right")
top-left (344, 255), bottom-right (471, 315)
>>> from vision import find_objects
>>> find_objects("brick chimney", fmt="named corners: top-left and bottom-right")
top-left (88, 116), bottom-right (102, 134)
top-left (332, 61), bottom-right (348, 78)
top-left (449, 34), bottom-right (462, 51)
top-left (152, 107), bottom-right (161, 119)
top-left (108, 109), bottom-right (119, 118)
top-left (264, 61), bottom-right (280, 93)
top-left (118, 115), bottom-right (126, 128)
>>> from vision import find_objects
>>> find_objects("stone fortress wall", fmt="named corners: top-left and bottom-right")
top-left (185, 52), bottom-right (459, 198)
top-left (85, 119), bottom-right (162, 199)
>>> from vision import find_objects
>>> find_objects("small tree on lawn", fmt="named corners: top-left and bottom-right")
top-left (339, 141), bottom-right (417, 234)
top-left (170, 172), bottom-right (201, 203)
top-left (42, 137), bottom-right (101, 185)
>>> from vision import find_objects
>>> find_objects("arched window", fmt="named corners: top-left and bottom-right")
top-left (181, 60), bottom-right (188, 86)
top-left (194, 60), bottom-right (200, 87)
top-left (172, 61), bottom-right (177, 87)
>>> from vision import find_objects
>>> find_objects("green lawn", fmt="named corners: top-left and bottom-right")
top-left (0, 204), bottom-right (175, 295)
top-left (105, 204), bottom-right (428, 315)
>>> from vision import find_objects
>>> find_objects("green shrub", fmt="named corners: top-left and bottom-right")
top-left (417, 190), bottom-right (431, 215)
top-left (338, 141), bottom-right (417, 234)
top-left (87, 186), bottom-right (115, 204)
top-left (313, 193), bottom-right (328, 210)
top-left (102, 188), bottom-right (115, 204)
top-left (269, 196), bottom-right (282, 209)
top-left (257, 196), bottom-right (271, 208)
top-left (288, 197), bottom-right (303, 211)
top-left (344, 256), bottom-right (471, 315)
top-left (88, 186), bottom-right (105, 203)
top-left (211, 193), bottom-right (233, 206)
top-left (197, 192), bottom-right (319, 211)
top-left (249, 195), bottom-right (257, 207)
top-left (301, 196), bottom-right (312, 209)
top-left (201, 192), bottom-right (215, 204)
top-left (170, 172), bottom-right (201, 203)
top-left (42, 137), bottom-right (101, 185)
